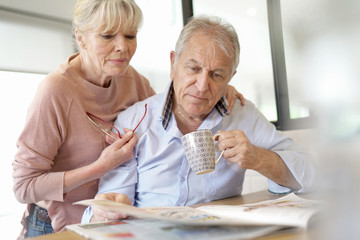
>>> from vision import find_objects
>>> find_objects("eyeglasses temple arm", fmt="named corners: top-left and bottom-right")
top-left (86, 112), bottom-right (122, 139)
top-left (132, 104), bottom-right (147, 133)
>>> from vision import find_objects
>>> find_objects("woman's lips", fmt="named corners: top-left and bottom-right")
top-left (109, 58), bottom-right (127, 65)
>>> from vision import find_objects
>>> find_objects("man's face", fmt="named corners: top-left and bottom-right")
top-left (170, 33), bottom-right (235, 119)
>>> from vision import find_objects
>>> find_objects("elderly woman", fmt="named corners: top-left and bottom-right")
top-left (12, 0), bottom-right (243, 239)
top-left (12, 0), bottom-right (153, 238)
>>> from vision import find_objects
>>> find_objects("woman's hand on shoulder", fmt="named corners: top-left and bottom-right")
top-left (225, 85), bottom-right (245, 114)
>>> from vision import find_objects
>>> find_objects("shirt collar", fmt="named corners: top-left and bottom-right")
top-left (161, 82), bottom-right (228, 130)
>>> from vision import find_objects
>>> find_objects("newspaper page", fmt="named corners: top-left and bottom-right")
top-left (74, 193), bottom-right (320, 228)
top-left (197, 193), bottom-right (320, 229)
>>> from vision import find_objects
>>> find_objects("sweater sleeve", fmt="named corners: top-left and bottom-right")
top-left (12, 76), bottom-right (68, 203)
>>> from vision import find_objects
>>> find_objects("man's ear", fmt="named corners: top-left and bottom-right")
top-left (170, 51), bottom-right (176, 81)
top-left (75, 29), bottom-right (86, 50)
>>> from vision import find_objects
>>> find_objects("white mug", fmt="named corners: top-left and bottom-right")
top-left (181, 129), bottom-right (224, 175)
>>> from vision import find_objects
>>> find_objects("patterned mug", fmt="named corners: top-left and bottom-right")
top-left (181, 129), bottom-right (224, 175)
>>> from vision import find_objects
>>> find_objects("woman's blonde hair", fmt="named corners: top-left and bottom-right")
top-left (73, 0), bottom-right (143, 35)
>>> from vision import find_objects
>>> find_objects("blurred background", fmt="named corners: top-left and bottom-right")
top-left (1, 0), bottom-right (359, 239)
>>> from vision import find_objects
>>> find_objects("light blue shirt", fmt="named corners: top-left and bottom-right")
top-left (82, 83), bottom-right (315, 223)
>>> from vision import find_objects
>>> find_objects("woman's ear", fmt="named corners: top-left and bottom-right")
top-left (75, 29), bottom-right (86, 50)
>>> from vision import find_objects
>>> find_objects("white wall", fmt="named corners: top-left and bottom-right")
top-left (0, 9), bottom-right (74, 73)
top-left (0, 71), bottom-right (44, 239)
top-left (0, 0), bottom-right (75, 21)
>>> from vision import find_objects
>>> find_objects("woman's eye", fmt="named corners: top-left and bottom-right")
top-left (126, 35), bottom-right (136, 40)
top-left (101, 34), bottom-right (114, 40)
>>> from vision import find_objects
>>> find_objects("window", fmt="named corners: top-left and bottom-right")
top-left (193, 0), bottom-right (277, 122)
top-left (132, 0), bottom-right (184, 93)
top-left (189, 0), bottom-right (327, 129)
top-left (281, 0), bottom-right (360, 135)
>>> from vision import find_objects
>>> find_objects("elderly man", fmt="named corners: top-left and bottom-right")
top-left (82, 15), bottom-right (315, 223)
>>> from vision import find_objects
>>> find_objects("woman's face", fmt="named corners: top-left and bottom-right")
top-left (78, 27), bottom-right (137, 81)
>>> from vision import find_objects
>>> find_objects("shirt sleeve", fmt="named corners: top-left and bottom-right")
top-left (273, 149), bottom-right (316, 193)
top-left (247, 102), bottom-right (316, 194)
top-left (81, 206), bottom-right (94, 224)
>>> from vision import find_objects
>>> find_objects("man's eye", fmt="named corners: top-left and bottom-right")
top-left (212, 72), bottom-right (225, 80)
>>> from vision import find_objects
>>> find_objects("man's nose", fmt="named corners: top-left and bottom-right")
top-left (195, 72), bottom-right (210, 92)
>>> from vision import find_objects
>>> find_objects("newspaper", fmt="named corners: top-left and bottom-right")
top-left (66, 219), bottom-right (283, 240)
top-left (68, 193), bottom-right (320, 240)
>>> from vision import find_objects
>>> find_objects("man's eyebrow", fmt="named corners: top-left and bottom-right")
top-left (185, 58), bottom-right (228, 73)
top-left (185, 58), bottom-right (200, 65)
top-left (214, 68), bottom-right (226, 73)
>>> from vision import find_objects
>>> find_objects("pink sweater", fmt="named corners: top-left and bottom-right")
top-left (12, 53), bottom-right (155, 238)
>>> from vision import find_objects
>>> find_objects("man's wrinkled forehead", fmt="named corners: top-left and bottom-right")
top-left (182, 36), bottom-right (232, 73)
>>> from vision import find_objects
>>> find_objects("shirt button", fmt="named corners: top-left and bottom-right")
top-left (180, 177), bottom-right (185, 182)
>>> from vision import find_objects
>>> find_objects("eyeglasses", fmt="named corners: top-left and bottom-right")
top-left (86, 104), bottom-right (147, 140)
